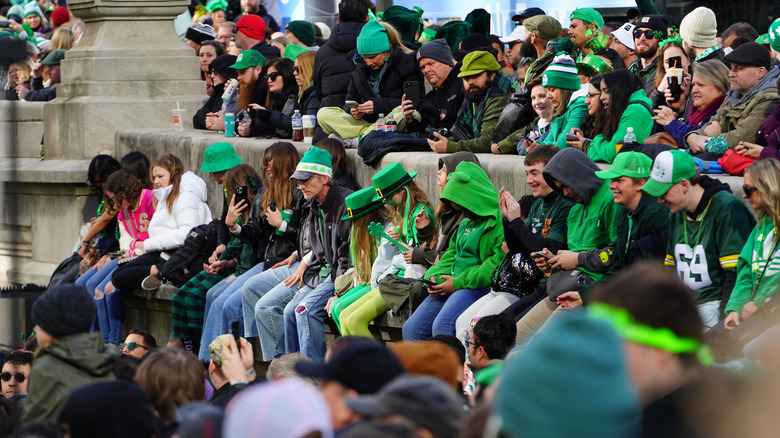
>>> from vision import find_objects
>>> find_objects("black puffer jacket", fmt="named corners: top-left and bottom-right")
top-left (343, 47), bottom-right (424, 123)
top-left (404, 63), bottom-right (464, 133)
top-left (313, 21), bottom-right (364, 108)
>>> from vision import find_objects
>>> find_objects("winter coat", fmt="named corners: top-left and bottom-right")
top-left (219, 187), bottom-right (266, 275)
top-left (250, 40), bottom-right (281, 61)
top-left (726, 217), bottom-right (780, 315)
top-left (193, 81), bottom-right (238, 130)
top-left (23, 332), bottom-right (119, 423)
top-left (313, 21), bottom-right (365, 109)
top-left (446, 72), bottom-right (513, 153)
top-left (542, 84), bottom-right (589, 149)
top-left (144, 171), bottom-right (212, 253)
top-left (343, 47), bottom-right (424, 122)
top-left (298, 85), bottom-right (320, 117)
top-left (687, 65), bottom-right (780, 149)
top-left (307, 183), bottom-right (354, 283)
top-left (424, 161), bottom-right (504, 291)
top-left (587, 89), bottom-right (653, 163)
top-left (255, 85), bottom-right (298, 138)
top-left (401, 63), bottom-right (464, 134)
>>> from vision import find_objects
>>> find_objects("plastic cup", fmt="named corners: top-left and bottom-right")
top-left (275, 209), bottom-right (293, 236)
top-left (224, 112), bottom-right (236, 138)
top-left (302, 115), bottom-right (316, 142)
top-left (172, 109), bottom-right (185, 131)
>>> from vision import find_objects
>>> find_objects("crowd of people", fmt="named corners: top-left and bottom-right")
top-left (4, 0), bottom-right (780, 437)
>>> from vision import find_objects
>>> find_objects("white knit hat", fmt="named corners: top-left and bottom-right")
top-left (680, 6), bottom-right (717, 48)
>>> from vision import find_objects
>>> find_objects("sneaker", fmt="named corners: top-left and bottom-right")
top-left (141, 275), bottom-right (162, 291)
top-left (342, 136), bottom-right (360, 149)
top-left (328, 132), bottom-right (343, 142)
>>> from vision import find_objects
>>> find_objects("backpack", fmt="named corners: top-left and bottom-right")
top-left (161, 220), bottom-right (220, 287)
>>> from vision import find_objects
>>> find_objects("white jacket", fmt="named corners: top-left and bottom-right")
top-left (144, 171), bottom-right (212, 252)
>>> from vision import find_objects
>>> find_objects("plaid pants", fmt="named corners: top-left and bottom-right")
top-left (171, 268), bottom-right (234, 339)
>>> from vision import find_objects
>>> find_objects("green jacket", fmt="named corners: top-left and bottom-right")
top-left (587, 89), bottom-right (653, 163)
top-left (725, 217), bottom-right (779, 314)
top-left (544, 92), bottom-right (588, 149)
top-left (446, 73), bottom-right (512, 153)
top-left (425, 161), bottom-right (504, 290)
top-left (23, 332), bottom-right (118, 423)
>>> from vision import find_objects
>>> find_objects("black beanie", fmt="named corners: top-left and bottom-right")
top-left (32, 284), bottom-right (95, 339)
top-left (210, 54), bottom-right (238, 80)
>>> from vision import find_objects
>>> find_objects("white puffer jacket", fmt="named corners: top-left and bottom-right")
top-left (144, 171), bottom-right (212, 252)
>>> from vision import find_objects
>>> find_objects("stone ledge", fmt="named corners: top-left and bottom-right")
top-left (0, 159), bottom-right (91, 183)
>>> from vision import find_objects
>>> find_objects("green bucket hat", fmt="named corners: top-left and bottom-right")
top-left (200, 142), bottom-right (244, 173)
top-left (286, 20), bottom-right (316, 47)
top-left (382, 5), bottom-right (421, 44)
top-left (342, 186), bottom-right (385, 221)
top-left (570, 7), bottom-right (604, 28)
top-left (464, 8), bottom-right (491, 37)
top-left (576, 54), bottom-right (613, 77)
top-left (595, 152), bottom-right (653, 180)
top-left (357, 19), bottom-right (391, 56)
top-left (290, 146), bottom-right (333, 180)
top-left (457, 50), bottom-right (501, 77)
top-left (541, 53), bottom-right (580, 90)
top-left (436, 20), bottom-right (472, 52)
top-left (229, 49), bottom-right (266, 69)
top-left (641, 150), bottom-right (697, 197)
top-left (769, 18), bottom-right (780, 52)
top-left (371, 162), bottom-right (417, 199)
top-left (283, 44), bottom-right (308, 61)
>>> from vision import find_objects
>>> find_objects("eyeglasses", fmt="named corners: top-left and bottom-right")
top-left (0, 372), bottom-right (26, 383)
top-left (743, 184), bottom-right (759, 198)
top-left (233, 25), bottom-right (253, 35)
top-left (465, 339), bottom-right (480, 349)
top-left (266, 72), bottom-right (282, 81)
top-left (120, 341), bottom-right (149, 352)
top-left (633, 29), bottom-right (655, 40)
top-left (586, 92), bottom-right (601, 99)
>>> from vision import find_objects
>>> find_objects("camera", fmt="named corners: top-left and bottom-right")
top-left (425, 126), bottom-right (449, 141)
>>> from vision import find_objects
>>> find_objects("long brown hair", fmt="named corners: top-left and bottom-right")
top-left (135, 348), bottom-right (205, 421)
top-left (351, 208), bottom-right (390, 284)
top-left (225, 163), bottom-right (263, 225)
top-left (261, 142), bottom-right (300, 214)
top-left (152, 154), bottom-right (184, 213)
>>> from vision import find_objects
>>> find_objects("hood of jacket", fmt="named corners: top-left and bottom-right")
top-left (154, 171), bottom-right (208, 204)
top-left (440, 161), bottom-right (499, 220)
top-left (690, 175), bottom-right (731, 217)
top-left (543, 148), bottom-right (602, 205)
top-left (440, 151), bottom-right (480, 173)
top-left (42, 332), bottom-right (119, 378)
top-left (727, 64), bottom-right (780, 109)
top-left (328, 21), bottom-right (364, 53)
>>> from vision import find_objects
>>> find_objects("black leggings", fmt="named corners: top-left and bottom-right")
top-left (111, 251), bottom-right (171, 291)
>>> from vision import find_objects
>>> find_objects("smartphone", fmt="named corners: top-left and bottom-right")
top-left (234, 185), bottom-right (248, 206)
top-left (420, 278), bottom-right (437, 286)
top-left (231, 320), bottom-right (242, 359)
top-left (345, 100), bottom-right (359, 108)
top-left (515, 132), bottom-right (526, 141)
top-left (403, 81), bottom-right (421, 109)
top-left (668, 56), bottom-right (682, 69)
top-left (565, 134), bottom-right (579, 142)
top-left (533, 251), bottom-right (553, 260)
top-left (269, 198), bottom-right (277, 212)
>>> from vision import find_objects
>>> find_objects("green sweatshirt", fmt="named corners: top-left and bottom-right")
top-left (725, 218), bottom-right (780, 314)
top-left (544, 95), bottom-right (588, 149)
top-left (586, 89), bottom-right (653, 163)
top-left (425, 161), bottom-right (505, 290)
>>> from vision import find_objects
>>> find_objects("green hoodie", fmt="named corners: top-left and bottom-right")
top-left (425, 161), bottom-right (504, 290)
top-left (586, 89), bottom-right (653, 163)
top-left (544, 93), bottom-right (588, 149)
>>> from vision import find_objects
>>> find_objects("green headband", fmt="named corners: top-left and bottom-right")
top-left (588, 303), bottom-right (713, 365)
top-left (659, 36), bottom-right (682, 50)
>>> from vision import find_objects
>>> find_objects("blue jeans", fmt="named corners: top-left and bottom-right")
top-left (402, 288), bottom-right (489, 340)
top-left (77, 260), bottom-right (122, 343)
top-left (196, 263), bottom-right (263, 361)
top-left (284, 278), bottom-right (334, 361)
top-left (243, 263), bottom-right (304, 361)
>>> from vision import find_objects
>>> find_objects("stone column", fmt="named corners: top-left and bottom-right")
top-left (44, 0), bottom-right (205, 159)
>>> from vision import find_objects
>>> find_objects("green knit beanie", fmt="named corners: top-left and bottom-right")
top-left (769, 18), bottom-right (780, 53)
top-left (286, 20), bottom-right (316, 47)
top-left (570, 7), bottom-right (604, 28)
top-left (542, 53), bottom-right (581, 91)
top-left (357, 19), bottom-right (391, 55)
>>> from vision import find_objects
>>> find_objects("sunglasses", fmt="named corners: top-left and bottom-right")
top-left (743, 184), bottom-right (759, 198)
top-left (120, 341), bottom-right (149, 352)
top-left (633, 29), bottom-right (655, 40)
top-left (293, 66), bottom-right (300, 73)
top-left (233, 25), bottom-right (253, 34)
top-left (0, 372), bottom-right (26, 383)
top-left (263, 154), bottom-right (273, 165)
top-left (266, 72), bottom-right (282, 81)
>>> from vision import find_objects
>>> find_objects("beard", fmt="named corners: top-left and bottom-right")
top-left (636, 44), bottom-right (658, 60)
top-left (236, 80), bottom-right (256, 111)
top-left (465, 84), bottom-right (489, 103)
top-left (520, 37), bottom-right (537, 59)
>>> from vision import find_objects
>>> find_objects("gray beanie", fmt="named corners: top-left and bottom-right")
top-left (32, 284), bottom-right (95, 339)
top-left (416, 38), bottom-right (454, 67)
top-left (680, 6), bottom-right (717, 48)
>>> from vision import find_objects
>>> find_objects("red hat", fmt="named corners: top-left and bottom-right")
top-left (50, 6), bottom-right (70, 27)
top-left (235, 14), bottom-right (266, 41)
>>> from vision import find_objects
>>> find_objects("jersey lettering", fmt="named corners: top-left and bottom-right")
top-left (674, 243), bottom-right (712, 289)
top-left (139, 213), bottom-right (150, 233)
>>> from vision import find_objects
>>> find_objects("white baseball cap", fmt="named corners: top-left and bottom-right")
top-left (611, 22), bottom-right (636, 51)
top-left (500, 26), bottom-right (526, 43)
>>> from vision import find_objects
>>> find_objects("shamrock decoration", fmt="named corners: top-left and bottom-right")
top-left (653, 30), bottom-right (665, 41)
top-left (367, 222), bottom-right (408, 251)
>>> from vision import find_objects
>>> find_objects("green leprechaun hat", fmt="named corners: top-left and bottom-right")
top-left (342, 186), bottom-right (385, 221)
top-left (371, 162), bottom-right (418, 200)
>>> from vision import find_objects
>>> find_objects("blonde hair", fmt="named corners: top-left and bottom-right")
top-left (350, 209), bottom-right (389, 284)
top-left (746, 158), bottom-right (780, 226)
top-left (50, 27), bottom-right (73, 50)
top-left (380, 22), bottom-right (413, 55)
top-left (295, 50), bottom-right (316, 103)
top-left (8, 59), bottom-right (34, 85)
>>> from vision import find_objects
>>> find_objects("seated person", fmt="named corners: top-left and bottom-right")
top-left (194, 54), bottom-right (238, 131)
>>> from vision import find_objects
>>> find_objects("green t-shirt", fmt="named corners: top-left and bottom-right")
top-left (665, 190), bottom-right (755, 303)
top-left (725, 217), bottom-right (780, 314)
top-left (525, 195), bottom-right (574, 247)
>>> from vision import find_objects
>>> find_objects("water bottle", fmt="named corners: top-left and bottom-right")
top-left (224, 112), bottom-right (236, 138)
top-left (376, 113), bottom-right (385, 132)
top-left (623, 127), bottom-right (637, 144)
top-left (292, 110), bottom-right (303, 142)
top-left (384, 114), bottom-right (396, 133)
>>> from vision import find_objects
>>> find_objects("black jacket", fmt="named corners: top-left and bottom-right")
top-left (254, 85), bottom-right (298, 138)
top-left (26, 76), bottom-right (56, 101)
top-left (313, 21), bottom-right (364, 108)
top-left (343, 47), bottom-right (424, 123)
top-left (306, 183), bottom-right (353, 284)
top-left (194, 83), bottom-right (225, 130)
top-left (251, 40), bottom-right (281, 61)
top-left (298, 85), bottom-right (320, 116)
top-left (405, 63), bottom-right (464, 133)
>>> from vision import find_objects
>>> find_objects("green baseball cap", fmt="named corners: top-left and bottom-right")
top-left (229, 49), bottom-right (266, 69)
top-left (595, 152), bottom-right (653, 180)
top-left (641, 150), bottom-right (697, 197)
top-left (570, 7), bottom-right (604, 28)
top-left (200, 142), bottom-right (244, 173)
top-left (457, 50), bottom-right (501, 77)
